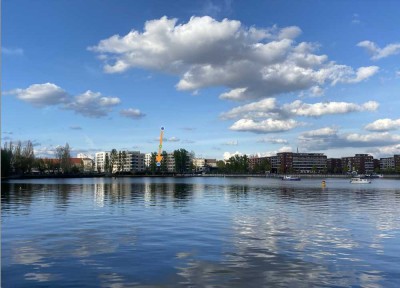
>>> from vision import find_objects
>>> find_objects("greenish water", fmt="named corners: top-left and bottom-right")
top-left (2, 177), bottom-right (400, 287)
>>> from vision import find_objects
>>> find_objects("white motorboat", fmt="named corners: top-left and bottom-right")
top-left (281, 175), bottom-right (301, 181)
top-left (350, 177), bottom-right (371, 184)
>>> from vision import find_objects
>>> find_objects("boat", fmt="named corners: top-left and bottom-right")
top-left (281, 175), bottom-right (301, 181)
top-left (350, 177), bottom-right (371, 184)
top-left (368, 173), bottom-right (383, 178)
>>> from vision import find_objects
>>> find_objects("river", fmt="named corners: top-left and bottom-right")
top-left (2, 177), bottom-right (400, 287)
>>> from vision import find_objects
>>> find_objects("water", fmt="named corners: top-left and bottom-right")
top-left (2, 177), bottom-right (400, 287)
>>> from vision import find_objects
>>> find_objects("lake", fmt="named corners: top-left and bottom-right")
top-left (2, 177), bottom-right (400, 287)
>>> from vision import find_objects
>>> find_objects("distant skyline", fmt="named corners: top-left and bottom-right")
top-left (2, 0), bottom-right (400, 160)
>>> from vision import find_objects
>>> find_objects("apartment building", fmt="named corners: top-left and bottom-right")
top-left (276, 152), bottom-right (327, 174)
top-left (342, 154), bottom-right (374, 174)
top-left (327, 158), bottom-right (342, 174)
top-left (144, 153), bottom-right (152, 168)
top-left (95, 151), bottom-right (145, 173)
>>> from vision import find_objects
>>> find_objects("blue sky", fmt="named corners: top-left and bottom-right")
top-left (2, 0), bottom-right (400, 160)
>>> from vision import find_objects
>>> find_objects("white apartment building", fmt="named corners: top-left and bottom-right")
top-left (145, 153), bottom-right (152, 168)
top-left (95, 151), bottom-right (145, 173)
top-left (95, 152), bottom-right (110, 172)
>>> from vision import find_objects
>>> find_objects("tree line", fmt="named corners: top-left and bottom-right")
top-left (217, 155), bottom-right (271, 174)
top-left (1, 141), bottom-right (74, 177)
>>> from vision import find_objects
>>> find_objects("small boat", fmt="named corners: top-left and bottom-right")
top-left (350, 177), bottom-right (371, 184)
top-left (281, 175), bottom-right (301, 181)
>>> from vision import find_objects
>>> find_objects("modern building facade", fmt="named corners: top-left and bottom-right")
top-left (342, 154), bottom-right (374, 174)
top-left (327, 158), bottom-right (342, 174)
top-left (95, 151), bottom-right (145, 173)
top-left (276, 152), bottom-right (327, 174)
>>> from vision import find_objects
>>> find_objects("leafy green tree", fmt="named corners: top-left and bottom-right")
top-left (1, 143), bottom-right (13, 177)
top-left (110, 149), bottom-right (118, 173)
top-left (216, 160), bottom-right (226, 173)
top-left (161, 151), bottom-right (168, 174)
top-left (149, 152), bottom-right (157, 174)
top-left (173, 148), bottom-right (190, 173)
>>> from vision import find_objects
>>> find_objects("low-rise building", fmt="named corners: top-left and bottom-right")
top-left (327, 158), bottom-right (342, 174)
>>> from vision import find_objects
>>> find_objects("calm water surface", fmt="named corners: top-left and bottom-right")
top-left (2, 177), bottom-right (400, 287)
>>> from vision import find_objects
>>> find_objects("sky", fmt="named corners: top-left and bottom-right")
top-left (2, 0), bottom-right (400, 160)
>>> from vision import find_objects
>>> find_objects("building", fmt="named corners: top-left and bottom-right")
top-left (276, 152), bottom-right (327, 174)
top-left (248, 155), bottom-right (270, 171)
top-left (95, 151), bottom-right (145, 173)
top-left (269, 155), bottom-right (279, 173)
top-left (379, 155), bottom-right (400, 172)
top-left (204, 159), bottom-right (217, 168)
top-left (95, 152), bottom-right (110, 172)
top-left (144, 153), bottom-right (152, 168)
top-left (327, 158), bottom-right (342, 174)
top-left (342, 154), bottom-right (374, 174)
top-left (193, 158), bottom-right (206, 172)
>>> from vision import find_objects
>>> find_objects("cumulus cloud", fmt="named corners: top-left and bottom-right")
top-left (367, 144), bottom-right (400, 158)
top-left (223, 151), bottom-right (242, 160)
top-left (357, 40), bottom-right (400, 60)
top-left (283, 100), bottom-right (379, 117)
top-left (89, 16), bottom-right (378, 100)
top-left (5, 83), bottom-right (68, 107)
top-left (5, 83), bottom-right (131, 118)
top-left (230, 118), bottom-right (301, 133)
top-left (65, 90), bottom-right (121, 118)
top-left (222, 99), bottom-right (378, 121)
top-left (299, 127), bottom-right (400, 150)
top-left (220, 98), bottom-right (279, 120)
top-left (365, 118), bottom-right (400, 131)
top-left (120, 108), bottom-right (145, 119)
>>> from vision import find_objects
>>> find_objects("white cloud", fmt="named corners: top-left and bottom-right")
top-left (301, 127), bottom-right (338, 138)
top-left (230, 118), bottom-right (301, 133)
top-left (6, 83), bottom-right (126, 118)
top-left (222, 140), bottom-right (238, 146)
top-left (5, 83), bottom-right (68, 107)
top-left (90, 16), bottom-right (378, 100)
top-left (168, 136), bottom-right (180, 142)
top-left (278, 146), bottom-right (293, 152)
top-left (357, 40), bottom-right (400, 60)
top-left (221, 99), bottom-right (379, 122)
top-left (223, 151), bottom-right (242, 160)
top-left (284, 100), bottom-right (379, 117)
top-left (220, 98), bottom-right (278, 120)
top-left (257, 138), bottom-right (288, 144)
top-left (120, 108), bottom-right (145, 119)
top-left (345, 66), bottom-right (379, 83)
top-left (2, 47), bottom-right (24, 56)
top-left (367, 144), bottom-right (400, 158)
top-left (365, 118), bottom-right (400, 131)
top-left (299, 128), bottom-right (400, 150)
top-left (65, 90), bottom-right (121, 118)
